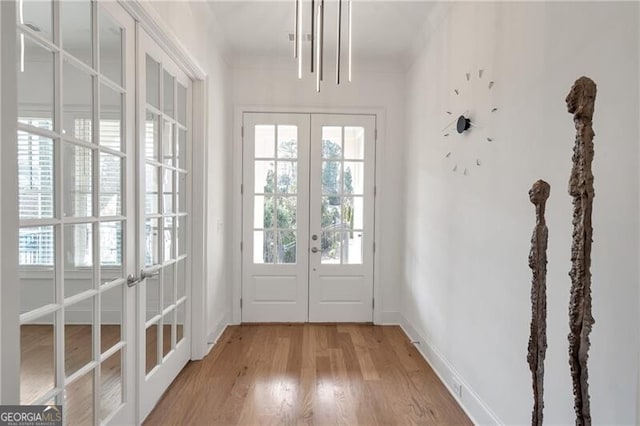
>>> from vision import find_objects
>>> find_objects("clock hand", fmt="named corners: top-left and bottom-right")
top-left (441, 110), bottom-right (469, 133)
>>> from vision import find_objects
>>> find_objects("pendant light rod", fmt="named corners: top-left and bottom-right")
top-left (336, 0), bottom-right (342, 84)
top-left (348, 0), bottom-right (352, 82)
top-left (294, 0), bottom-right (299, 58)
top-left (316, 0), bottom-right (321, 91)
top-left (320, 0), bottom-right (324, 82)
top-left (297, 0), bottom-right (303, 78)
top-left (311, 0), bottom-right (315, 73)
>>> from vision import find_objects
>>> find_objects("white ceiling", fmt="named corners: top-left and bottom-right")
top-left (207, 1), bottom-right (437, 66)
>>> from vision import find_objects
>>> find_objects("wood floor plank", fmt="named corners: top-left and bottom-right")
top-left (144, 325), bottom-right (472, 426)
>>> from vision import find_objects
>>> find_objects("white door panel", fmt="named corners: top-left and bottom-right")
top-left (308, 114), bottom-right (376, 322)
top-left (137, 27), bottom-right (192, 422)
top-left (242, 113), bottom-right (310, 322)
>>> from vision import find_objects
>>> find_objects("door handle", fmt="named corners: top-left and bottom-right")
top-left (126, 267), bottom-right (161, 287)
top-left (311, 247), bottom-right (319, 253)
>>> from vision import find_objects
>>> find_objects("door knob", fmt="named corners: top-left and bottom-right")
top-left (126, 267), bottom-right (161, 287)
top-left (311, 247), bottom-right (319, 253)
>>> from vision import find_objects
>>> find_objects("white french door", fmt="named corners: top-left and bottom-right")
top-left (242, 113), bottom-right (376, 323)
top-left (136, 28), bottom-right (192, 421)
top-left (15, 1), bottom-right (136, 424)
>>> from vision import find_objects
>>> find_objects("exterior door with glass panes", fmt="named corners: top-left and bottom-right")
top-left (242, 113), bottom-right (310, 322)
top-left (16, 1), bottom-right (136, 424)
top-left (137, 27), bottom-right (191, 421)
top-left (242, 113), bottom-right (375, 323)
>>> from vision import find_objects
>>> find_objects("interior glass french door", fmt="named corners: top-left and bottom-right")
top-left (137, 27), bottom-right (191, 421)
top-left (242, 113), bottom-right (375, 322)
top-left (16, 1), bottom-right (136, 424)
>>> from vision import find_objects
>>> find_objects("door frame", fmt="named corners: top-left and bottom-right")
top-left (232, 106), bottom-right (386, 325)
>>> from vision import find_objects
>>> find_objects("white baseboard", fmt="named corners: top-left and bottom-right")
top-left (379, 310), bottom-right (402, 325)
top-left (204, 311), bottom-right (229, 356)
top-left (398, 314), bottom-right (502, 425)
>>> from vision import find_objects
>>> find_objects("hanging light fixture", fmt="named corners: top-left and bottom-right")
top-left (293, 0), bottom-right (352, 92)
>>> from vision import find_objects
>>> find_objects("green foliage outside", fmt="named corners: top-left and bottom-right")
top-left (259, 139), bottom-right (354, 263)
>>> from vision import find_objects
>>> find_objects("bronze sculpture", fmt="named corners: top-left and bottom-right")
top-left (527, 179), bottom-right (550, 426)
top-left (566, 76), bottom-right (597, 426)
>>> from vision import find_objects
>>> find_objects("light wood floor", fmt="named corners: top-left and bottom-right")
top-left (144, 324), bottom-right (471, 425)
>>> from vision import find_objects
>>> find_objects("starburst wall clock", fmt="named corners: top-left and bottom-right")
top-left (441, 68), bottom-right (498, 175)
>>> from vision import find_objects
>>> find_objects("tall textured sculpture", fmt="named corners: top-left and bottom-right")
top-left (527, 179), bottom-right (550, 426)
top-left (566, 76), bottom-right (597, 426)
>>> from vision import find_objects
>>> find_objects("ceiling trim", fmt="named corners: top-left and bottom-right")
top-left (118, 0), bottom-right (207, 80)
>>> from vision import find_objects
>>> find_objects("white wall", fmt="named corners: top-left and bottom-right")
top-left (144, 1), bottom-right (232, 351)
top-left (229, 60), bottom-right (406, 323)
top-left (401, 2), bottom-right (639, 424)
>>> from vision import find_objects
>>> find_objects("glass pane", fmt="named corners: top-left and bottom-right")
top-left (177, 216), bottom-right (187, 257)
top-left (65, 297), bottom-right (94, 377)
top-left (177, 83), bottom-right (187, 125)
top-left (350, 196), bottom-right (364, 230)
top-left (277, 161), bottom-right (297, 194)
top-left (177, 128), bottom-right (187, 170)
top-left (63, 143), bottom-right (93, 217)
top-left (18, 0), bottom-right (53, 41)
top-left (343, 162), bottom-right (364, 195)
top-left (322, 161), bottom-right (341, 197)
top-left (162, 168), bottom-right (173, 214)
top-left (63, 60), bottom-right (93, 142)
top-left (145, 218), bottom-right (159, 266)
top-left (163, 120), bottom-right (173, 166)
top-left (255, 125), bottom-right (275, 158)
top-left (100, 284), bottom-right (122, 353)
top-left (177, 172), bottom-right (187, 213)
top-left (100, 153), bottom-right (121, 216)
top-left (65, 369), bottom-right (94, 426)
top-left (145, 111), bottom-right (159, 160)
top-left (19, 227), bottom-right (55, 311)
top-left (64, 223), bottom-right (93, 298)
top-left (321, 231), bottom-right (341, 264)
top-left (163, 217), bottom-right (174, 262)
top-left (277, 196), bottom-right (297, 229)
top-left (321, 196), bottom-right (342, 229)
top-left (146, 273), bottom-right (160, 321)
top-left (255, 161), bottom-right (275, 194)
top-left (18, 36), bottom-right (54, 130)
top-left (99, 10), bottom-right (123, 86)
top-left (19, 225), bottom-right (54, 265)
top-left (322, 127), bottom-right (342, 159)
top-left (163, 263), bottom-right (175, 309)
top-left (277, 231), bottom-right (296, 264)
top-left (162, 311), bottom-right (173, 358)
top-left (146, 55), bottom-right (160, 109)
top-left (20, 313), bottom-right (55, 404)
top-left (145, 323), bottom-right (158, 374)
top-left (253, 230), bottom-right (275, 264)
top-left (344, 126), bottom-right (365, 160)
top-left (18, 132), bottom-right (54, 219)
top-left (163, 70), bottom-right (175, 118)
top-left (61, 0), bottom-right (92, 66)
top-left (99, 84), bottom-right (122, 151)
top-left (100, 221), bottom-right (122, 285)
top-left (100, 350), bottom-right (122, 422)
top-left (277, 125), bottom-right (297, 158)
top-left (176, 259), bottom-right (186, 300)
top-left (145, 164), bottom-right (158, 215)
top-left (254, 195), bottom-right (274, 229)
top-left (344, 231), bottom-right (363, 264)
top-left (177, 302), bottom-right (185, 344)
